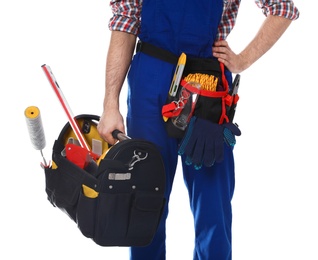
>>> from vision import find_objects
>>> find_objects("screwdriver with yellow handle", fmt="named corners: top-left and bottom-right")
top-left (163, 52), bottom-right (187, 122)
top-left (169, 52), bottom-right (187, 96)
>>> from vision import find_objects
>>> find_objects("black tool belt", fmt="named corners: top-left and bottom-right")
top-left (136, 40), bottom-right (178, 64)
top-left (136, 40), bottom-right (221, 76)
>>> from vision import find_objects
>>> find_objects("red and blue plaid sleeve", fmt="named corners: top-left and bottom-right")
top-left (217, 0), bottom-right (241, 40)
top-left (108, 0), bottom-right (142, 35)
top-left (255, 0), bottom-right (300, 20)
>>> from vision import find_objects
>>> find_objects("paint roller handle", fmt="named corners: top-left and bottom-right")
top-left (112, 130), bottom-right (131, 141)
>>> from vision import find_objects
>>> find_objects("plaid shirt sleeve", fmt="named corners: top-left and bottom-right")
top-left (108, 0), bottom-right (142, 35)
top-left (255, 0), bottom-right (300, 20)
top-left (217, 0), bottom-right (241, 40)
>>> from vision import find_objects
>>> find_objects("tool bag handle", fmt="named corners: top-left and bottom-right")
top-left (112, 129), bottom-right (131, 141)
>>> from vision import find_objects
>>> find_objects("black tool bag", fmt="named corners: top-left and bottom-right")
top-left (44, 114), bottom-right (166, 246)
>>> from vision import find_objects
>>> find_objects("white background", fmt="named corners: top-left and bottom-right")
top-left (1, 0), bottom-right (316, 259)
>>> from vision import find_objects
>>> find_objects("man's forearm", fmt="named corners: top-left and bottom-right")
top-left (104, 31), bottom-right (137, 110)
top-left (239, 15), bottom-right (292, 70)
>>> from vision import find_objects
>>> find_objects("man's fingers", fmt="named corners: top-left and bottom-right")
top-left (97, 124), bottom-right (115, 145)
top-left (213, 40), bottom-right (228, 47)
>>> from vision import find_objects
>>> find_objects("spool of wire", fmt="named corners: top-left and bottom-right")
top-left (24, 106), bottom-right (47, 167)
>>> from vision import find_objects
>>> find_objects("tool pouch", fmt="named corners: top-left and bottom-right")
top-left (44, 114), bottom-right (166, 246)
top-left (162, 57), bottom-right (234, 138)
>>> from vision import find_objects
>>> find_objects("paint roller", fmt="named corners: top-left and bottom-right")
top-left (24, 106), bottom-right (48, 168)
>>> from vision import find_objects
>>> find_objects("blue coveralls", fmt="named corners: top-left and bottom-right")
top-left (126, 0), bottom-right (235, 259)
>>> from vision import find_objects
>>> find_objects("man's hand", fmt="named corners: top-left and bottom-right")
top-left (97, 108), bottom-right (125, 145)
top-left (212, 40), bottom-right (245, 73)
top-left (213, 15), bottom-right (293, 74)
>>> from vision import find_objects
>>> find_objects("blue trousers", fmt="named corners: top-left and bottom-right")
top-left (126, 52), bottom-right (235, 260)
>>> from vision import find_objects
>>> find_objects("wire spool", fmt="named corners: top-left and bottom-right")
top-left (25, 106), bottom-right (47, 167)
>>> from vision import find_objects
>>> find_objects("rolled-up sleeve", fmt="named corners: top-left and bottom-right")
top-left (255, 0), bottom-right (300, 20)
top-left (108, 0), bottom-right (142, 35)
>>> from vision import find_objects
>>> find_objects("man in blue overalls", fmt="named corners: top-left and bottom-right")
top-left (98, 0), bottom-right (299, 259)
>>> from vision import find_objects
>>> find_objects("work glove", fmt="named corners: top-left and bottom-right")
top-left (178, 116), bottom-right (241, 170)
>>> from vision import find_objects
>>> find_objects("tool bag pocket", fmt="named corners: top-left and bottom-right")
top-left (77, 185), bottom-right (165, 246)
top-left (44, 165), bottom-right (79, 221)
top-left (163, 58), bottom-right (232, 138)
top-left (44, 141), bottom-right (98, 222)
